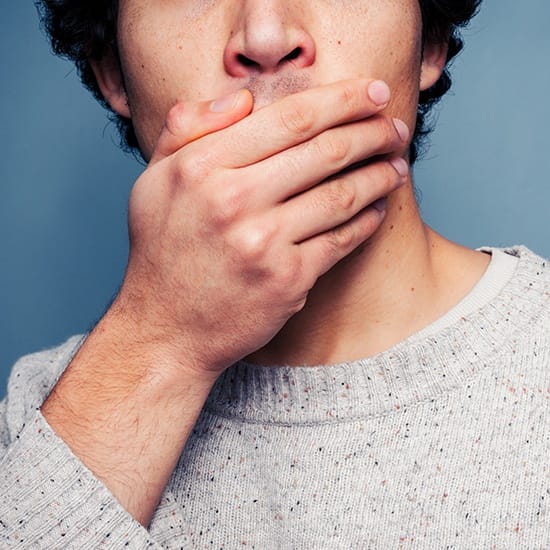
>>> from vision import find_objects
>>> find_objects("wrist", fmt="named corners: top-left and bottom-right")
top-left (99, 290), bottom-right (223, 388)
top-left (43, 298), bottom-right (221, 429)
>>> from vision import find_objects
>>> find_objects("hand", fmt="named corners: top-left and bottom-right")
top-left (41, 80), bottom-right (409, 526)
top-left (119, 78), bottom-right (409, 376)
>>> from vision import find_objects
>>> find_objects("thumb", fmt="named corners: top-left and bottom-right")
top-left (149, 89), bottom-right (253, 165)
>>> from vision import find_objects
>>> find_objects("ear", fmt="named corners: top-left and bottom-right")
top-left (90, 52), bottom-right (131, 118)
top-left (419, 40), bottom-right (448, 92)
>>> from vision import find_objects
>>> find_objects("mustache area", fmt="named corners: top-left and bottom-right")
top-left (246, 73), bottom-right (312, 110)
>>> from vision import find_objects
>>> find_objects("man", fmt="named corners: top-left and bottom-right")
top-left (1, 0), bottom-right (548, 547)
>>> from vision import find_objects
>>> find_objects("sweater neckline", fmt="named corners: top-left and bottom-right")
top-left (204, 247), bottom-right (543, 425)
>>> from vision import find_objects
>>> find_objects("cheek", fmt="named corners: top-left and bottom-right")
top-left (118, 12), bottom-right (231, 156)
top-left (117, 21), bottom-right (173, 153)
top-left (386, 40), bottom-right (423, 124)
top-left (318, 5), bottom-right (422, 125)
top-left (117, 7), bottom-right (205, 154)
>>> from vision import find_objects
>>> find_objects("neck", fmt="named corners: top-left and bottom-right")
top-left (248, 178), bottom-right (490, 366)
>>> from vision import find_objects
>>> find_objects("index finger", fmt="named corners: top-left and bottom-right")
top-left (203, 79), bottom-right (391, 168)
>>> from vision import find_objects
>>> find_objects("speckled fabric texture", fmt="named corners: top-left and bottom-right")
top-left (1, 247), bottom-right (549, 549)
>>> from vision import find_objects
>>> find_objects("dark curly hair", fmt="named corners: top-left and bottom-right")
top-left (35, 0), bottom-right (481, 164)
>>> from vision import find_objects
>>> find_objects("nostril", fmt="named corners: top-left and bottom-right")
top-left (236, 53), bottom-right (260, 68)
top-left (281, 47), bottom-right (302, 64)
top-left (225, 38), bottom-right (314, 77)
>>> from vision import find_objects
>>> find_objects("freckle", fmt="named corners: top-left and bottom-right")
top-left (141, 64), bottom-right (145, 69)
top-left (337, 40), bottom-right (342, 45)
top-left (399, 205), bottom-right (403, 211)
top-left (390, 224), bottom-right (394, 230)
top-left (410, 287), bottom-right (415, 292)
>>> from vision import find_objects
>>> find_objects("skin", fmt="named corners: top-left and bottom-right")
top-left (42, 0), bottom-right (490, 527)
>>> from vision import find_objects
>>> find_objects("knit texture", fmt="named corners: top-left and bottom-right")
top-left (1, 246), bottom-right (549, 549)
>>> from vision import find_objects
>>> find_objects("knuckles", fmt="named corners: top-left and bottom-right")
top-left (207, 182), bottom-right (248, 227)
top-left (171, 149), bottom-right (214, 189)
top-left (312, 178), bottom-right (357, 217)
top-left (325, 223), bottom-right (358, 254)
top-left (336, 81), bottom-right (362, 117)
top-left (327, 179), bottom-right (357, 213)
top-left (319, 134), bottom-right (351, 166)
top-left (230, 222), bottom-right (276, 263)
top-left (279, 99), bottom-right (316, 136)
top-left (164, 101), bottom-right (187, 137)
top-left (227, 225), bottom-right (306, 295)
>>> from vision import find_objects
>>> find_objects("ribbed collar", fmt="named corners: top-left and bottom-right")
top-left (204, 247), bottom-right (548, 425)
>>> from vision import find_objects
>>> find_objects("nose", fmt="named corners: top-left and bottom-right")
top-left (224, 2), bottom-right (316, 77)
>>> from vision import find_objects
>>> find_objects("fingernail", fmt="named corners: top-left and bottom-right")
top-left (372, 197), bottom-right (387, 213)
top-left (390, 157), bottom-right (409, 178)
top-left (210, 90), bottom-right (241, 113)
top-left (368, 80), bottom-right (391, 106)
top-left (393, 118), bottom-right (410, 142)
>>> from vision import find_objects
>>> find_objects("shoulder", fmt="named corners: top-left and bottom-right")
top-left (485, 245), bottom-right (550, 303)
top-left (487, 246), bottom-right (550, 356)
top-left (502, 245), bottom-right (549, 270)
top-left (504, 246), bottom-right (549, 322)
top-left (4, 335), bottom-right (85, 436)
top-left (467, 245), bottom-right (550, 356)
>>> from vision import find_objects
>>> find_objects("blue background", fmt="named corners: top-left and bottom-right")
top-left (1, 1), bottom-right (549, 396)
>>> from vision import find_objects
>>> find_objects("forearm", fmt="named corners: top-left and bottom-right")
top-left (41, 301), bottom-right (218, 527)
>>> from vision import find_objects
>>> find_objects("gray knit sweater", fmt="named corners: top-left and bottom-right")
top-left (1, 247), bottom-right (549, 549)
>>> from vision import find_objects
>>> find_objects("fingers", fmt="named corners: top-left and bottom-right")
top-left (208, 79), bottom-right (395, 168)
top-left (248, 114), bottom-right (409, 205)
top-left (149, 89), bottom-right (254, 165)
top-left (297, 200), bottom-right (387, 284)
top-left (280, 158), bottom-right (408, 243)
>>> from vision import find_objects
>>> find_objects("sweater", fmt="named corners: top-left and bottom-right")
top-left (1, 246), bottom-right (549, 549)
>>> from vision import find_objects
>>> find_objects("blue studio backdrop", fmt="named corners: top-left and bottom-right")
top-left (1, 1), bottom-right (549, 395)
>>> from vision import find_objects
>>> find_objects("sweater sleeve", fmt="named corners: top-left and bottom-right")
top-left (0, 339), bottom-right (164, 549)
